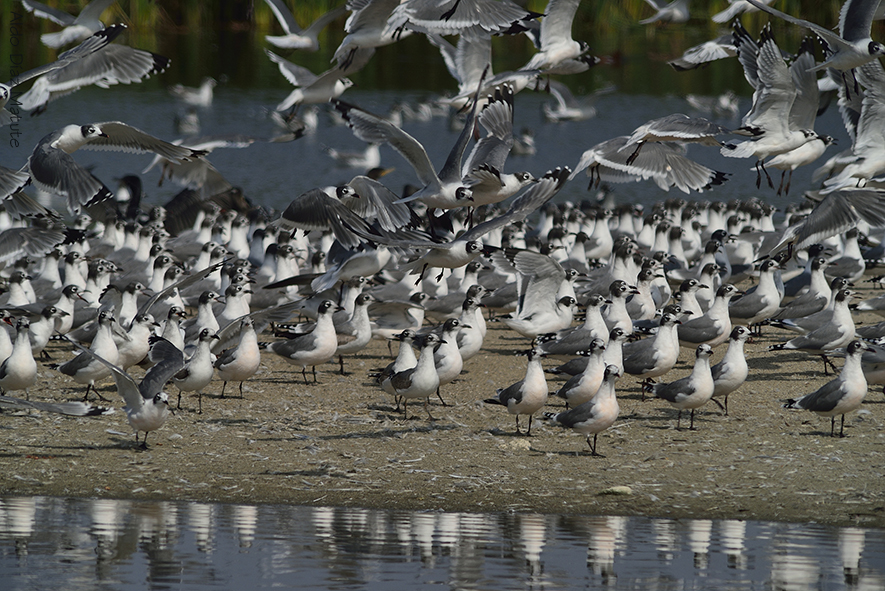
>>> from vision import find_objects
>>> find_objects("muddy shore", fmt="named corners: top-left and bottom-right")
top-left (1, 293), bottom-right (884, 528)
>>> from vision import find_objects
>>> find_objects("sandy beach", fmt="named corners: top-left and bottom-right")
top-left (1, 287), bottom-right (884, 528)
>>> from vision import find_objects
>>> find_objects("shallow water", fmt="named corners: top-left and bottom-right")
top-left (1, 496), bottom-right (884, 590)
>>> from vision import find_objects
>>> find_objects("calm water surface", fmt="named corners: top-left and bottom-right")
top-left (1, 496), bottom-right (884, 590)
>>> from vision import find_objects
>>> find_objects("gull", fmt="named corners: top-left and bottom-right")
top-left (771, 257), bottom-right (832, 320)
top-left (26, 121), bottom-right (205, 215)
top-left (646, 343), bottom-right (715, 430)
top-left (389, 0), bottom-right (541, 38)
top-left (672, 278), bottom-right (705, 318)
top-left (0, 24), bottom-right (123, 126)
top-left (622, 312), bottom-right (682, 390)
top-left (764, 38), bottom-right (835, 195)
top-left (25, 305), bottom-right (69, 358)
top-left (542, 80), bottom-right (612, 122)
top-left (685, 91), bottom-right (741, 118)
top-left (711, 326), bottom-right (753, 415)
top-left (64, 334), bottom-right (185, 449)
top-left (536, 293), bottom-right (609, 358)
top-left (369, 328), bottom-right (418, 398)
top-left (369, 292), bottom-right (429, 341)
top-left (0, 394), bottom-right (112, 417)
top-left (168, 77), bottom-right (216, 108)
top-left (572, 135), bottom-right (728, 194)
top-left (351, 167), bottom-right (570, 283)
top-left (504, 294), bottom-right (578, 340)
top-left (112, 313), bottom-right (157, 371)
top-left (668, 34), bottom-right (736, 71)
top-left (461, 84), bottom-right (536, 208)
top-left (727, 258), bottom-right (782, 331)
top-left (267, 300), bottom-right (338, 383)
top-left (50, 310), bottom-right (118, 401)
top-left (262, 0), bottom-right (345, 50)
top-left (745, 0), bottom-right (885, 74)
top-left (374, 329), bottom-right (418, 405)
top-left (722, 24), bottom-right (820, 189)
top-left (769, 288), bottom-right (857, 373)
top-left (602, 326), bottom-right (630, 375)
top-left (619, 113), bottom-right (729, 165)
top-left (545, 364), bottom-right (621, 456)
top-left (324, 143), bottom-right (381, 170)
top-left (15, 43), bottom-right (171, 116)
top-left (172, 328), bottom-right (219, 413)
top-left (331, 94), bottom-right (482, 211)
top-left (678, 284), bottom-right (740, 348)
top-left (141, 134), bottom-right (259, 198)
top-left (820, 59), bottom-right (885, 191)
top-left (332, 0), bottom-right (406, 70)
top-left (183, 290), bottom-right (223, 343)
top-left (783, 340), bottom-right (874, 437)
top-left (213, 316), bottom-right (260, 398)
top-left (159, 306), bottom-right (187, 353)
top-left (520, 0), bottom-right (589, 73)
top-left (639, 0), bottom-right (690, 25)
top-left (20, 0), bottom-right (116, 48)
top-left (431, 317), bottom-right (466, 405)
top-left (0, 318), bottom-right (37, 399)
top-left (266, 50), bottom-right (355, 111)
top-left (553, 338), bottom-right (607, 408)
top-left (333, 292), bottom-right (375, 374)
top-left (712, 0), bottom-right (776, 24)
top-left (272, 177), bottom-right (416, 249)
top-left (768, 188), bottom-right (885, 257)
top-left (484, 347), bottom-right (548, 436)
top-left (601, 280), bottom-right (638, 334)
top-left (770, 277), bottom-right (851, 335)
top-left (426, 31), bottom-right (492, 104)
top-left (455, 297), bottom-right (485, 361)
top-left (385, 332), bottom-right (442, 420)
top-left (0, 166), bottom-right (30, 201)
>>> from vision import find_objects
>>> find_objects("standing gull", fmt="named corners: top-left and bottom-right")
top-left (783, 340), bottom-right (874, 437)
top-left (646, 344), bottom-right (715, 430)
top-left (711, 326), bottom-right (753, 415)
top-left (545, 364), bottom-right (621, 456)
top-left (484, 347), bottom-right (548, 435)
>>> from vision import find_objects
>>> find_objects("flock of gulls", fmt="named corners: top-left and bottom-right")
top-left (4, 0), bottom-right (885, 453)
